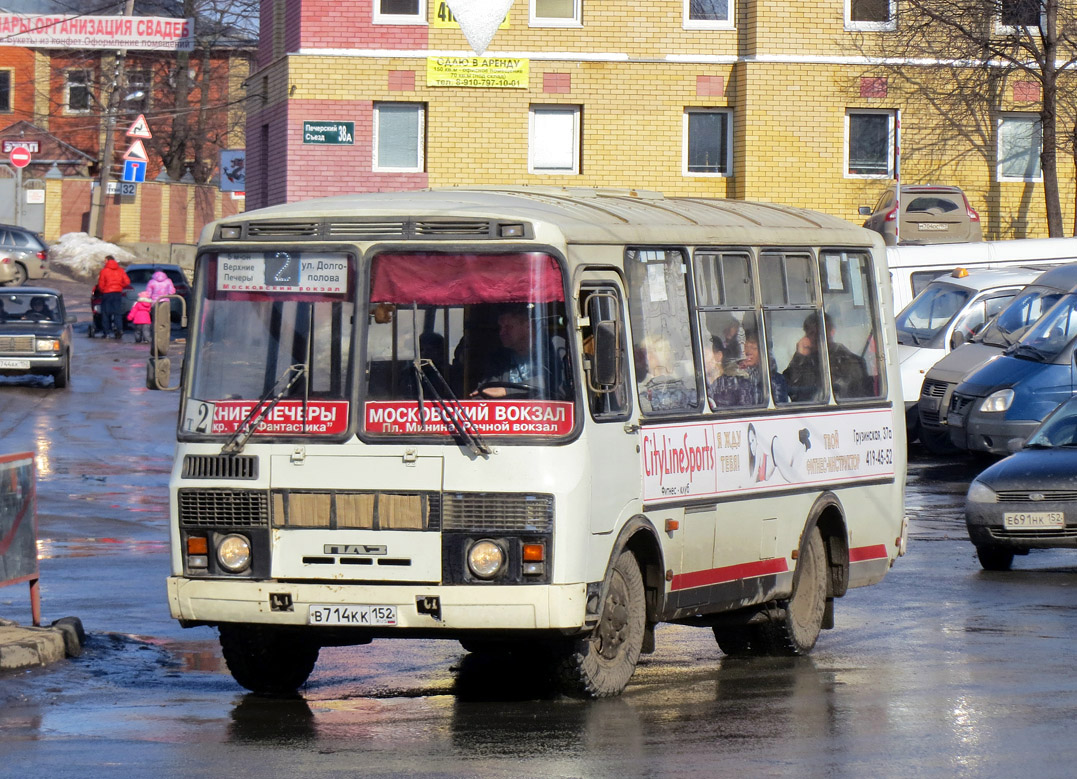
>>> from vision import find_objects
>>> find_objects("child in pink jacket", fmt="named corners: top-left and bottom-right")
top-left (127, 290), bottom-right (153, 343)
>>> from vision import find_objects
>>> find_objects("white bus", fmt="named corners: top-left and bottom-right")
top-left (156, 188), bottom-right (908, 698)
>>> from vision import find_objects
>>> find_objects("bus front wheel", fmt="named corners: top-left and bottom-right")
top-left (219, 624), bottom-right (320, 696)
top-left (555, 550), bottom-right (646, 698)
top-left (758, 527), bottom-right (827, 655)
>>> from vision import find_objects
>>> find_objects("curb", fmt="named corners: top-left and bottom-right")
top-left (0, 616), bottom-right (85, 672)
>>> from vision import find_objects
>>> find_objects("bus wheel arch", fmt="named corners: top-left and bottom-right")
top-left (809, 493), bottom-right (851, 601)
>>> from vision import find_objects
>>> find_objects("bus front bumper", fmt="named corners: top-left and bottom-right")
top-left (168, 577), bottom-right (589, 632)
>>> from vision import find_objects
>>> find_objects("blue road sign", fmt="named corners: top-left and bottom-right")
top-left (123, 159), bottom-right (146, 183)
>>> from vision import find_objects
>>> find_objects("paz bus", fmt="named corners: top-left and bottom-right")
top-left (152, 187), bottom-right (908, 698)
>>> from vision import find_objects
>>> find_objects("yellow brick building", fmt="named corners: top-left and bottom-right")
top-left (246, 0), bottom-right (1075, 238)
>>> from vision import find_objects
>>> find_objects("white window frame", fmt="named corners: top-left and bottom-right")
top-left (529, 0), bottom-right (582, 28)
top-left (997, 113), bottom-right (1043, 182)
top-left (373, 102), bottom-right (426, 173)
top-left (373, 0), bottom-right (426, 26)
top-left (844, 0), bottom-right (896, 32)
top-left (683, 0), bottom-right (735, 30)
top-left (844, 109), bottom-right (895, 179)
top-left (995, 0), bottom-right (1043, 34)
top-left (529, 105), bottom-right (580, 175)
top-left (64, 70), bottom-right (92, 114)
top-left (682, 108), bottom-right (732, 177)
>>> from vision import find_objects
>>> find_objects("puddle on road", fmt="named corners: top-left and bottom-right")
top-left (36, 537), bottom-right (169, 559)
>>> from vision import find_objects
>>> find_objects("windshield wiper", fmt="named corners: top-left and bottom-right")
top-left (1007, 343), bottom-right (1049, 362)
top-left (221, 363), bottom-right (307, 455)
top-left (412, 358), bottom-right (491, 457)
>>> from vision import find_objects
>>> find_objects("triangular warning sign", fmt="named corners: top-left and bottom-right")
top-left (126, 114), bottom-right (152, 139)
top-left (122, 139), bottom-right (149, 162)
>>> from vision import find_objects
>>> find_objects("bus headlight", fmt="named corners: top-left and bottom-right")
top-left (980, 389), bottom-right (1014, 413)
top-left (217, 533), bottom-right (252, 573)
top-left (467, 540), bottom-right (505, 579)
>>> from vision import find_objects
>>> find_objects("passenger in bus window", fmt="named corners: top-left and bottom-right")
top-left (471, 306), bottom-right (570, 400)
top-left (712, 313), bottom-right (744, 361)
top-left (783, 314), bottom-right (826, 402)
top-left (637, 334), bottom-right (695, 412)
top-left (706, 339), bottom-right (757, 409)
top-left (824, 317), bottom-right (873, 400)
top-left (740, 329), bottom-right (788, 405)
top-left (785, 313), bottom-right (872, 401)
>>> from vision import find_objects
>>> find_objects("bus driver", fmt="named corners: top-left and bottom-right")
top-left (471, 306), bottom-right (570, 400)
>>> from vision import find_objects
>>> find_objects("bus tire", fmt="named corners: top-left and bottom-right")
top-left (712, 625), bottom-right (765, 656)
top-left (975, 545), bottom-right (1014, 571)
top-left (219, 624), bottom-right (320, 696)
top-left (758, 527), bottom-right (827, 656)
top-left (554, 550), bottom-right (646, 698)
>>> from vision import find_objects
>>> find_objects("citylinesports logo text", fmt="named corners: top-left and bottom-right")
top-left (365, 400), bottom-right (573, 436)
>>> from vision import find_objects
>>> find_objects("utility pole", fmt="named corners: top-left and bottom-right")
top-left (89, 0), bottom-right (136, 240)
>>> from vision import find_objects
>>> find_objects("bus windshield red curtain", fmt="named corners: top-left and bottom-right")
top-left (369, 252), bottom-right (564, 305)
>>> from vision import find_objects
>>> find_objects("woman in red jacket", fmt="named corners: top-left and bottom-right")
top-left (96, 255), bottom-right (132, 339)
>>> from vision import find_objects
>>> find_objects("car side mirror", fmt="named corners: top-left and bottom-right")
top-left (858, 206), bottom-right (872, 216)
top-left (950, 330), bottom-right (966, 350)
top-left (66, 315), bottom-right (78, 324)
top-left (592, 319), bottom-right (622, 389)
top-left (1006, 437), bottom-right (1026, 454)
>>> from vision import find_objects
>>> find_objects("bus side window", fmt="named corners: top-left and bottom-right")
top-left (760, 252), bottom-right (824, 405)
top-left (580, 286), bottom-right (630, 419)
top-left (819, 251), bottom-right (885, 400)
top-left (625, 248), bottom-right (700, 415)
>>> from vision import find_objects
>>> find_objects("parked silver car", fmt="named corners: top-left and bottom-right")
top-left (0, 224), bottom-right (49, 285)
top-left (860, 185), bottom-right (983, 246)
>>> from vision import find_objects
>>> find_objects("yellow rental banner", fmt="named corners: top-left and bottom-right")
top-left (430, 1), bottom-right (509, 28)
top-left (426, 57), bottom-right (528, 88)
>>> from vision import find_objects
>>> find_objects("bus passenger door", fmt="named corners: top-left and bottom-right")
top-left (578, 274), bottom-right (639, 535)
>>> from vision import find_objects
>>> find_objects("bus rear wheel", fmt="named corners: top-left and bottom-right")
top-left (757, 527), bottom-right (827, 655)
top-left (219, 624), bottom-right (320, 696)
top-left (555, 550), bottom-right (645, 698)
top-left (713, 624), bottom-right (766, 656)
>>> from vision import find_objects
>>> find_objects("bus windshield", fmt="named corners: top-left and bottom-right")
top-left (184, 251), bottom-right (355, 437)
top-left (895, 282), bottom-right (971, 346)
top-left (362, 251), bottom-right (574, 439)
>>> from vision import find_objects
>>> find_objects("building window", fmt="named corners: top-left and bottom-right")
top-left (0, 71), bottom-right (10, 113)
top-left (846, 0), bottom-right (895, 31)
top-left (373, 102), bottom-right (425, 172)
top-left (1000, 0), bottom-right (1041, 29)
top-left (845, 109), bottom-right (895, 177)
top-left (684, 0), bottom-right (733, 29)
top-left (374, 0), bottom-right (425, 25)
top-left (65, 70), bottom-right (92, 113)
top-left (998, 114), bottom-right (1042, 181)
top-left (683, 109), bottom-right (731, 176)
top-left (530, 0), bottom-right (581, 27)
top-left (529, 105), bottom-right (580, 174)
top-left (124, 69), bottom-right (150, 114)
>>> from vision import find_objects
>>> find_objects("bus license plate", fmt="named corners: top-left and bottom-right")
top-left (308, 604), bottom-right (397, 626)
top-left (0, 358), bottom-right (30, 369)
top-left (1003, 511), bottom-right (1064, 529)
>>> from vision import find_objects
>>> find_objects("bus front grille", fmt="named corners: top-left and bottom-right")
top-left (441, 492), bottom-right (554, 532)
top-left (182, 454), bottom-right (258, 480)
top-left (273, 490), bottom-right (440, 531)
top-left (178, 489), bottom-right (269, 527)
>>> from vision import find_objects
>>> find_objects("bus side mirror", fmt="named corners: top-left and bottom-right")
top-left (592, 319), bottom-right (621, 388)
top-left (146, 296), bottom-right (184, 391)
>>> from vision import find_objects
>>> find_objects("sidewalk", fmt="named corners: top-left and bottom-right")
top-left (0, 617), bottom-right (84, 672)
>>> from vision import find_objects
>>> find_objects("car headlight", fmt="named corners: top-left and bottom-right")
top-left (980, 388), bottom-right (1014, 413)
top-left (35, 339), bottom-right (60, 352)
top-left (467, 540), bottom-right (505, 579)
top-left (217, 533), bottom-right (252, 573)
top-left (967, 479), bottom-right (997, 504)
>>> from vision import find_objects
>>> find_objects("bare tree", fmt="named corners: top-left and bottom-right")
top-left (855, 0), bottom-right (1077, 237)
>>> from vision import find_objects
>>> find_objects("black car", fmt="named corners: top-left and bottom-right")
top-left (89, 263), bottom-right (191, 336)
top-left (0, 288), bottom-right (75, 388)
top-left (965, 395), bottom-right (1077, 570)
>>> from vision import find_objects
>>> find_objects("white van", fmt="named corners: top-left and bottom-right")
top-left (895, 266), bottom-right (1048, 436)
top-left (888, 237), bottom-right (1077, 311)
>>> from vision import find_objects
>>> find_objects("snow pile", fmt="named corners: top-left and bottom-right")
top-left (447, 0), bottom-right (513, 55)
top-left (48, 233), bottom-right (140, 283)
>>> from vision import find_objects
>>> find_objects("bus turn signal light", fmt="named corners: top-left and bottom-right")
top-left (522, 543), bottom-right (544, 562)
top-left (187, 536), bottom-right (208, 555)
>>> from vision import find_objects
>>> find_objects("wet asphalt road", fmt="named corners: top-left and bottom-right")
top-left (3, 275), bottom-right (1077, 777)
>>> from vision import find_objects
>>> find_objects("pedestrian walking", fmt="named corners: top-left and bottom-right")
top-left (127, 290), bottom-right (153, 343)
top-left (96, 255), bottom-right (132, 339)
